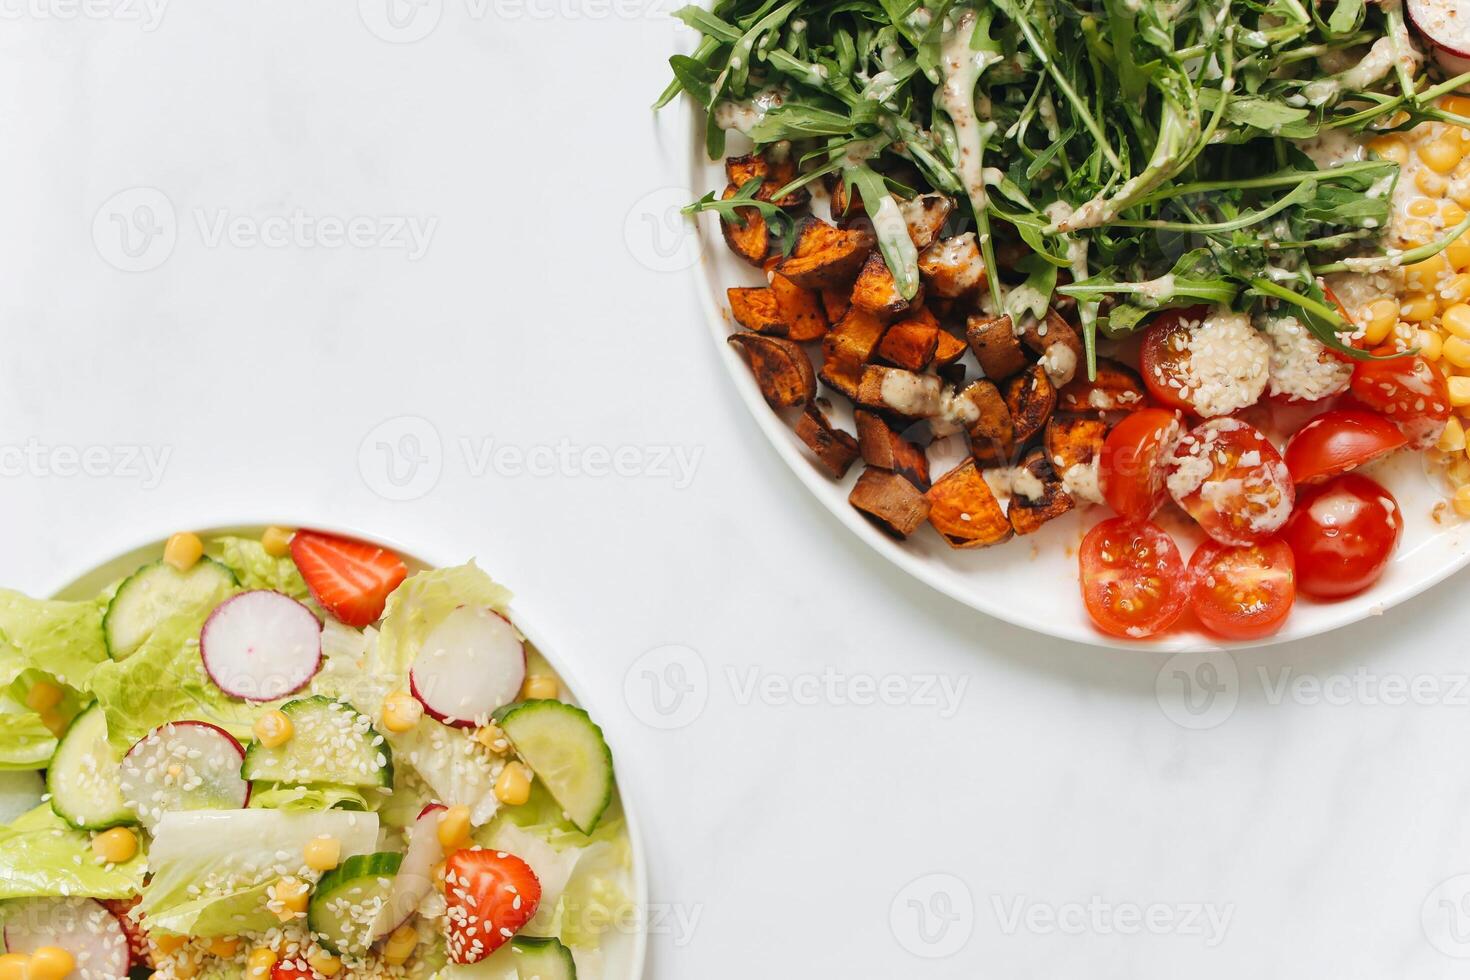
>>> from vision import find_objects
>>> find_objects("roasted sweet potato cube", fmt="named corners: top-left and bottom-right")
top-left (1021, 309), bottom-right (1084, 387)
top-left (854, 410), bottom-right (930, 489)
top-left (725, 152), bottom-right (808, 209)
top-left (820, 286), bottom-right (850, 324)
top-left (718, 184), bottom-right (768, 266)
top-left (818, 307), bottom-right (886, 398)
top-left (1007, 449), bottom-right (1075, 536)
top-left (962, 381), bottom-right (1016, 466)
top-left (850, 467), bottom-right (931, 539)
top-left (925, 459), bottom-right (1012, 549)
top-left (918, 233), bottom-right (986, 297)
top-left (1044, 415), bottom-right (1107, 474)
top-left (728, 287), bottom-right (787, 335)
top-left (877, 316), bottom-right (939, 371)
top-left (934, 330), bottom-right (968, 368)
top-left (1005, 364), bottom-right (1057, 446)
top-left (776, 220), bottom-right (871, 290)
top-left (728, 332), bottom-right (815, 408)
top-left (851, 251), bottom-right (921, 319)
top-left (826, 174), bottom-right (862, 223)
top-left (1057, 357), bottom-right (1148, 413)
top-left (898, 193), bottom-right (954, 250)
top-left (767, 270), bottom-right (828, 343)
top-left (856, 366), bottom-right (944, 421)
top-left (966, 314), bottom-right (1029, 381)
top-left (795, 403), bottom-right (861, 479)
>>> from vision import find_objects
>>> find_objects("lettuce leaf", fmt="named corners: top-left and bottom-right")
top-left (0, 590), bottom-right (107, 691)
top-left (209, 537), bottom-right (308, 599)
top-left (0, 705), bottom-right (59, 771)
top-left (248, 783), bottom-right (370, 812)
top-left (0, 805), bottom-right (146, 901)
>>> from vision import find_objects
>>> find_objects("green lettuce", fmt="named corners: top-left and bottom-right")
top-left (0, 590), bottom-right (106, 691)
top-left (209, 537), bottom-right (308, 599)
top-left (0, 634), bottom-right (90, 769)
top-left (248, 783), bottom-right (370, 812)
top-left (0, 805), bottom-right (146, 900)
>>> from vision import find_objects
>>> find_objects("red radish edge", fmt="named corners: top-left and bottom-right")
top-left (1406, 0), bottom-right (1470, 80)
top-left (200, 590), bottom-right (323, 702)
top-left (409, 608), bottom-right (526, 729)
top-left (371, 803), bottom-right (449, 940)
top-left (4, 898), bottom-right (132, 976)
top-left (119, 721), bottom-right (251, 828)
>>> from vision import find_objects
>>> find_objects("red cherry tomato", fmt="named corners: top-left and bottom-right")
top-left (1188, 539), bottom-right (1297, 640)
top-left (1349, 353), bottom-right (1450, 448)
top-left (273, 966), bottom-right (318, 980)
top-left (1281, 473), bottom-right (1402, 599)
top-left (1139, 307), bottom-right (1209, 413)
top-left (1165, 418), bottom-right (1295, 546)
top-left (1078, 517), bottom-right (1188, 639)
top-left (1098, 408), bottom-right (1184, 521)
top-left (1284, 409), bottom-right (1407, 485)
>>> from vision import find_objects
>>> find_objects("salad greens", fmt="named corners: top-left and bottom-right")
top-left (660, 0), bottom-right (1470, 371)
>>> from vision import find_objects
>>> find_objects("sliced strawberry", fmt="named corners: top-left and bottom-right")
top-left (100, 898), bottom-right (152, 969)
top-left (289, 531), bottom-right (407, 627)
top-left (444, 847), bottom-right (542, 964)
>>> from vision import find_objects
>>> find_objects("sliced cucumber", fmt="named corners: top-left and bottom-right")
top-left (492, 701), bottom-right (613, 834)
top-left (242, 697), bottom-right (393, 789)
top-left (307, 851), bottom-right (402, 956)
top-left (47, 704), bottom-right (135, 830)
top-left (102, 558), bottom-right (237, 660)
top-left (511, 936), bottom-right (577, 980)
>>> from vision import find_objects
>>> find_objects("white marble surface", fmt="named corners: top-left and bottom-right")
top-left (3, 4), bottom-right (1470, 978)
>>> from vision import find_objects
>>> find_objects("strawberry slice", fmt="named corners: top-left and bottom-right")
top-left (289, 531), bottom-right (407, 627)
top-left (100, 898), bottom-right (152, 969)
top-left (444, 847), bottom-right (542, 964)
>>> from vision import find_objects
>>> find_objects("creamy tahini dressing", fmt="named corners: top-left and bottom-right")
top-left (713, 88), bottom-right (786, 135)
top-left (880, 371), bottom-right (943, 416)
top-left (937, 8), bottom-right (1002, 214)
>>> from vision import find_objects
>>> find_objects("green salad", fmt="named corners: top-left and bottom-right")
top-left (0, 529), bottom-right (629, 980)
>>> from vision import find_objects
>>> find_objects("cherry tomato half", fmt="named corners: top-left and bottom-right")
top-left (1188, 539), bottom-right (1297, 640)
top-left (1098, 408), bottom-right (1183, 521)
top-left (1139, 306), bottom-right (1208, 414)
top-left (1078, 517), bottom-right (1188, 639)
top-left (1284, 409), bottom-right (1407, 485)
top-left (1281, 473), bottom-right (1402, 600)
top-left (1349, 353), bottom-right (1450, 449)
top-left (1165, 418), bottom-right (1295, 546)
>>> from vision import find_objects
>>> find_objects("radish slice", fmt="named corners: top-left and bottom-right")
top-left (1408, 0), bottom-right (1470, 79)
top-left (369, 803), bottom-right (447, 940)
top-left (119, 722), bottom-right (250, 830)
top-left (409, 607), bottom-right (525, 728)
top-left (201, 590), bottom-right (322, 702)
top-left (4, 898), bottom-right (131, 978)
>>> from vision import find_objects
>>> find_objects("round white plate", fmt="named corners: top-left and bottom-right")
top-left (45, 520), bottom-right (649, 979)
top-left (684, 102), bottom-right (1470, 649)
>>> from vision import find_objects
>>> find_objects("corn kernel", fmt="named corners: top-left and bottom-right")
top-left (437, 804), bottom-right (472, 850)
top-left (1449, 376), bottom-right (1470, 407)
top-left (1444, 203), bottom-right (1467, 229)
top-left (1417, 169), bottom-right (1450, 197)
top-left (1402, 293), bottom-right (1440, 322)
top-left (521, 674), bottom-right (559, 701)
top-left (261, 526), bottom-right (294, 558)
top-left (1418, 329), bottom-right (1444, 362)
top-left (1410, 197), bottom-right (1439, 218)
top-left (381, 691), bottom-right (423, 733)
top-left (0, 955), bottom-right (29, 980)
top-left (273, 876), bottom-right (310, 920)
top-left (24, 680), bottom-right (63, 713)
top-left (1370, 136), bottom-right (1408, 164)
top-left (1456, 182), bottom-right (1470, 210)
top-left (39, 709), bottom-right (68, 738)
top-left (1441, 417), bottom-right (1467, 453)
top-left (1362, 298), bottom-right (1400, 345)
top-left (252, 709), bottom-right (293, 748)
top-left (494, 761), bottom-right (532, 806)
top-left (1455, 485), bottom-right (1470, 517)
top-left (1445, 273), bottom-right (1470, 305)
top-left (1421, 137), bottom-right (1463, 175)
top-left (1443, 95), bottom-right (1470, 118)
top-left (308, 951), bottom-right (343, 977)
top-left (1399, 218), bottom-right (1437, 247)
top-left (174, 957), bottom-right (201, 980)
top-left (92, 826), bottom-right (138, 864)
top-left (1448, 304), bottom-right (1470, 339)
top-left (1449, 235), bottom-right (1470, 270)
top-left (1406, 253), bottom-right (1451, 292)
top-left (246, 948), bottom-right (277, 978)
top-left (475, 722), bottom-right (510, 754)
top-left (28, 947), bottom-right (75, 980)
top-left (164, 531), bottom-right (204, 571)
top-left (1446, 336), bottom-right (1470, 369)
top-left (383, 924), bottom-right (419, 966)
top-left (208, 937), bottom-right (240, 958)
top-left (153, 934), bottom-right (189, 956)
top-left (304, 835), bottom-right (341, 872)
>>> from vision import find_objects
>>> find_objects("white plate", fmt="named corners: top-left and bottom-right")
top-left (45, 520), bottom-right (649, 980)
top-left (684, 103), bottom-right (1470, 649)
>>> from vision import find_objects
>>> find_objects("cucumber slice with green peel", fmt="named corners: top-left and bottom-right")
top-left (307, 851), bottom-right (402, 956)
top-left (102, 558), bottom-right (237, 660)
top-left (510, 936), bottom-right (578, 980)
top-left (492, 701), bottom-right (613, 834)
top-left (47, 704), bottom-right (136, 830)
top-left (242, 697), bottom-right (393, 789)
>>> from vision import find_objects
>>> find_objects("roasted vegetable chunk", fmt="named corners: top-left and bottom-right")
top-left (775, 219), bottom-right (871, 289)
top-left (899, 194), bottom-right (953, 251)
top-left (1044, 415), bottom-right (1107, 475)
top-left (1007, 449), bottom-right (1074, 535)
top-left (767, 268), bottom-right (829, 342)
top-left (1005, 364), bottom-right (1057, 445)
top-left (850, 467), bottom-right (931, 538)
top-left (961, 381), bottom-right (1015, 466)
top-left (851, 251), bottom-right (919, 318)
top-left (718, 184), bottom-right (769, 265)
top-left (877, 310), bottom-right (940, 371)
top-left (795, 403), bottom-right (861, 479)
top-left (855, 410), bottom-right (930, 489)
top-left (728, 332), bottom-right (815, 408)
top-left (918, 233), bottom-right (986, 297)
top-left (933, 330), bottom-right (968, 368)
top-left (925, 459), bottom-right (1012, 549)
top-left (728, 287), bottom-right (786, 335)
top-left (856, 366), bottom-right (944, 421)
top-left (1056, 357), bottom-right (1147, 413)
top-left (1021, 309), bottom-right (1083, 387)
top-left (820, 286), bottom-right (850, 324)
top-left (818, 307), bottom-right (886, 398)
top-left (965, 314), bottom-right (1029, 381)
top-left (725, 152), bottom-right (808, 209)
